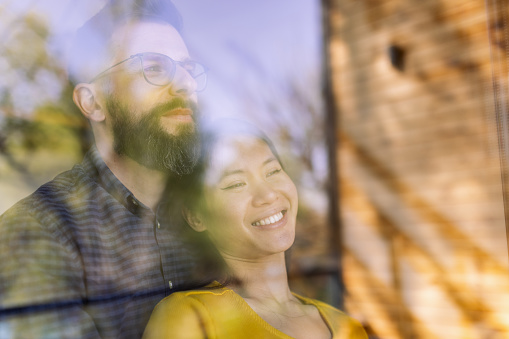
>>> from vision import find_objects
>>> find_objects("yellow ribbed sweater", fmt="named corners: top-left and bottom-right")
top-left (143, 283), bottom-right (367, 339)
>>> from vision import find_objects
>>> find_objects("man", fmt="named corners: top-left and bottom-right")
top-left (0, 0), bottom-right (206, 337)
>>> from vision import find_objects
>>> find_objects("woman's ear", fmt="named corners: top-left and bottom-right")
top-left (182, 207), bottom-right (207, 232)
top-left (73, 83), bottom-right (105, 122)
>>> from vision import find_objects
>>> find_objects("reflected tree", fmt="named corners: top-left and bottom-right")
top-left (0, 6), bottom-right (89, 189)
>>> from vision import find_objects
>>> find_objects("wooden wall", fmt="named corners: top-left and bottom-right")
top-left (326, 0), bottom-right (509, 337)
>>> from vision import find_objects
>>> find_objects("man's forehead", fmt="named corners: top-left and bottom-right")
top-left (110, 20), bottom-right (189, 60)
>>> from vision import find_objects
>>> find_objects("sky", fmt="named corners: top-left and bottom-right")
top-left (173, 0), bottom-right (323, 121)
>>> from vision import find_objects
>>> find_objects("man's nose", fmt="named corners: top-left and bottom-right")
top-left (252, 182), bottom-right (278, 207)
top-left (170, 65), bottom-right (198, 96)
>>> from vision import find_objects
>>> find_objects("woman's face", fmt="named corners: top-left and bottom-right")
top-left (194, 135), bottom-right (298, 260)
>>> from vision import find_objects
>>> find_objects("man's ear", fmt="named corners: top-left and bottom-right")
top-left (73, 83), bottom-right (105, 122)
top-left (182, 207), bottom-right (207, 232)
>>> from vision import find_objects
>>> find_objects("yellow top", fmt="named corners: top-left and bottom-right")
top-left (143, 283), bottom-right (368, 339)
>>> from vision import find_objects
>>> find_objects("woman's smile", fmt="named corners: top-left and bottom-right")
top-left (251, 210), bottom-right (286, 227)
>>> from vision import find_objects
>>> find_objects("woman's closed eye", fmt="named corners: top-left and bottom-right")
top-left (221, 182), bottom-right (246, 190)
top-left (267, 168), bottom-right (282, 177)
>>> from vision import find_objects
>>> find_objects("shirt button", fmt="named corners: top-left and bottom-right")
top-left (127, 197), bottom-right (139, 213)
top-left (168, 281), bottom-right (173, 289)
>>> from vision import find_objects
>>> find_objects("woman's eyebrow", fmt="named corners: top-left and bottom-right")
top-left (263, 157), bottom-right (277, 165)
top-left (219, 169), bottom-right (244, 181)
top-left (218, 157), bottom-right (278, 181)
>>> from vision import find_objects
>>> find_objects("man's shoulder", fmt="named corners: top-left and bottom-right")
top-left (0, 162), bottom-right (96, 227)
top-left (33, 162), bottom-right (94, 200)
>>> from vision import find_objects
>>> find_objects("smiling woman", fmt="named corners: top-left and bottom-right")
top-left (142, 119), bottom-right (367, 339)
top-left (189, 134), bottom-right (298, 260)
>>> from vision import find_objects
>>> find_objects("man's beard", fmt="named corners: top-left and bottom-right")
top-left (107, 97), bottom-right (200, 176)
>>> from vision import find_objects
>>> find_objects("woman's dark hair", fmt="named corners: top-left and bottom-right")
top-left (169, 118), bottom-right (283, 289)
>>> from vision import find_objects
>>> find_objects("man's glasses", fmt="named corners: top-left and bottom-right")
top-left (89, 52), bottom-right (208, 92)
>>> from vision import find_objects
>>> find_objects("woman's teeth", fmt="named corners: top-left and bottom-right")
top-left (252, 211), bottom-right (284, 226)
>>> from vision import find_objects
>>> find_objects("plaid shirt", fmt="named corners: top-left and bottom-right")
top-left (0, 146), bottom-right (198, 338)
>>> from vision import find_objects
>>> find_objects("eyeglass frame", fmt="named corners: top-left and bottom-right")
top-left (88, 52), bottom-right (208, 91)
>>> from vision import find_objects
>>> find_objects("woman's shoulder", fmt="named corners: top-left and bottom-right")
top-left (143, 283), bottom-right (239, 338)
top-left (154, 282), bottom-right (235, 310)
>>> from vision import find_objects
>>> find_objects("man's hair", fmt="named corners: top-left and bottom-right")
top-left (67, 0), bottom-right (183, 85)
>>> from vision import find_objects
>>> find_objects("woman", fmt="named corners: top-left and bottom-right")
top-left (143, 120), bottom-right (367, 339)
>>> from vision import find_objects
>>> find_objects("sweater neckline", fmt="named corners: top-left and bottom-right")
top-left (209, 281), bottom-right (334, 338)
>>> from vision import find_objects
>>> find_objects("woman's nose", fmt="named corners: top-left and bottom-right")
top-left (252, 182), bottom-right (278, 207)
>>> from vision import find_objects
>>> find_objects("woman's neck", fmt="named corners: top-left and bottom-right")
top-left (222, 252), bottom-right (294, 304)
top-left (221, 252), bottom-right (333, 339)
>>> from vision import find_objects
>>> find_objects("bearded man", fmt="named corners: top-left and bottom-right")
top-left (0, 0), bottom-right (206, 337)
